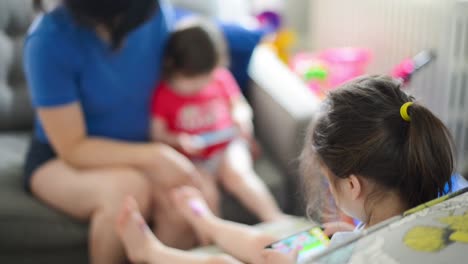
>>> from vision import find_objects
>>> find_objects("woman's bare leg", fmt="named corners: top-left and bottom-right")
top-left (151, 185), bottom-right (200, 249)
top-left (116, 197), bottom-right (242, 264)
top-left (172, 187), bottom-right (277, 264)
top-left (30, 160), bottom-right (152, 264)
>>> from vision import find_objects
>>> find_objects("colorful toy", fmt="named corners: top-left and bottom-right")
top-left (392, 50), bottom-right (435, 86)
top-left (256, 11), bottom-right (282, 31)
top-left (317, 48), bottom-right (372, 88)
top-left (256, 10), bottom-right (297, 64)
top-left (272, 30), bottom-right (296, 63)
top-left (290, 48), bottom-right (372, 98)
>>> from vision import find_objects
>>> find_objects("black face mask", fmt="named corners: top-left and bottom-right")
top-left (64, 0), bottom-right (158, 50)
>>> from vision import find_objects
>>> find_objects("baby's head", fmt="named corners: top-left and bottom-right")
top-left (302, 75), bottom-right (454, 224)
top-left (163, 18), bottom-right (227, 95)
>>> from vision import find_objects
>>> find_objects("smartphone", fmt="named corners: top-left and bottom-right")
top-left (193, 127), bottom-right (239, 149)
top-left (265, 226), bottom-right (330, 263)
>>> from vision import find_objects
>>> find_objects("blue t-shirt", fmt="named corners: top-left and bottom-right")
top-left (24, 3), bottom-right (173, 143)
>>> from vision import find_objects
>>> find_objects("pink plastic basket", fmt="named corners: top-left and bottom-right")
top-left (317, 47), bottom-right (372, 87)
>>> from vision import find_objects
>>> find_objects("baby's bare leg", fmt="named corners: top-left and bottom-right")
top-left (219, 140), bottom-right (284, 222)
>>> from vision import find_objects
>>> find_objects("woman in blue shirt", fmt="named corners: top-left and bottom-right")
top-left (24, 0), bottom-right (201, 263)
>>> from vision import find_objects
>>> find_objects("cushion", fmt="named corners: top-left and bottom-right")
top-left (0, 0), bottom-right (34, 131)
top-left (0, 133), bottom-right (88, 251)
top-left (0, 0), bottom-right (34, 36)
top-left (0, 32), bottom-right (14, 119)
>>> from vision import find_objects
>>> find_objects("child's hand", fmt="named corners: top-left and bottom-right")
top-left (233, 119), bottom-right (254, 140)
top-left (178, 134), bottom-right (204, 156)
top-left (261, 248), bottom-right (299, 264)
top-left (232, 101), bottom-right (254, 139)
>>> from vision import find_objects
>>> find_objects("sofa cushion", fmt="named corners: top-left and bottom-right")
top-left (0, 0), bottom-right (34, 131)
top-left (0, 133), bottom-right (88, 251)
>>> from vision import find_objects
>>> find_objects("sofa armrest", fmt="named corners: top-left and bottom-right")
top-left (248, 46), bottom-right (320, 175)
top-left (247, 46), bottom-right (320, 214)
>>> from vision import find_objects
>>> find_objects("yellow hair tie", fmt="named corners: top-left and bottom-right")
top-left (400, 102), bottom-right (413, 122)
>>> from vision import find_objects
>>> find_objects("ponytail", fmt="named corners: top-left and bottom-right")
top-left (403, 103), bottom-right (454, 208)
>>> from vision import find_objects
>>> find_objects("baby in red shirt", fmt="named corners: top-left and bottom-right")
top-left (151, 19), bottom-right (283, 222)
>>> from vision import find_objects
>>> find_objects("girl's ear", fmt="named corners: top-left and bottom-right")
top-left (348, 174), bottom-right (362, 200)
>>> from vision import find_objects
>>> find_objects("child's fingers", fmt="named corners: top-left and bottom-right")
top-left (287, 246), bottom-right (301, 261)
top-left (290, 246), bottom-right (301, 260)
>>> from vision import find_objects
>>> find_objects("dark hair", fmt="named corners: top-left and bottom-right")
top-left (303, 75), bottom-right (454, 215)
top-left (33, 0), bottom-right (43, 11)
top-left (163, 19), bottom-right (227, 78)
top-left (34, 0), bottom-right (158, 50)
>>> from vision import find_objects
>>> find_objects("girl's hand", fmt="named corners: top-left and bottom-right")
top-left (261, 248), bottom-right (299, 264)
top-left (177, 134), bottom-right (204, 156)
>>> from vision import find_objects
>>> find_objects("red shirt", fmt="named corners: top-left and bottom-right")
top-left (151, 68), bottom-right (241, 159)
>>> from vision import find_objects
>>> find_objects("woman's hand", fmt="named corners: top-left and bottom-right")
top-left (261, 248), bottom-right (299, 264)
top-left (141, 143), bottom-right (202, 189)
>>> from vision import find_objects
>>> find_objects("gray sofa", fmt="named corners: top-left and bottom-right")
top-left (0, 1), bottom-right (318, 263)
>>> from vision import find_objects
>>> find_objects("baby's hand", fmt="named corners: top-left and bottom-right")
top-left (178, 134), bottom-right (204, 156)
top-left (233, 120), bottom-right (262, 160)
top-left (233, 119), bottom-right (254, 140)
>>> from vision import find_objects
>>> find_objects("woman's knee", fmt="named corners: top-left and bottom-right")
top-left (98, 168), bottom-right (152, 216)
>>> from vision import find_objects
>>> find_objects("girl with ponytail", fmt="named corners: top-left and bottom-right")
top-left (304, 75), bottom-right (454, 232)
